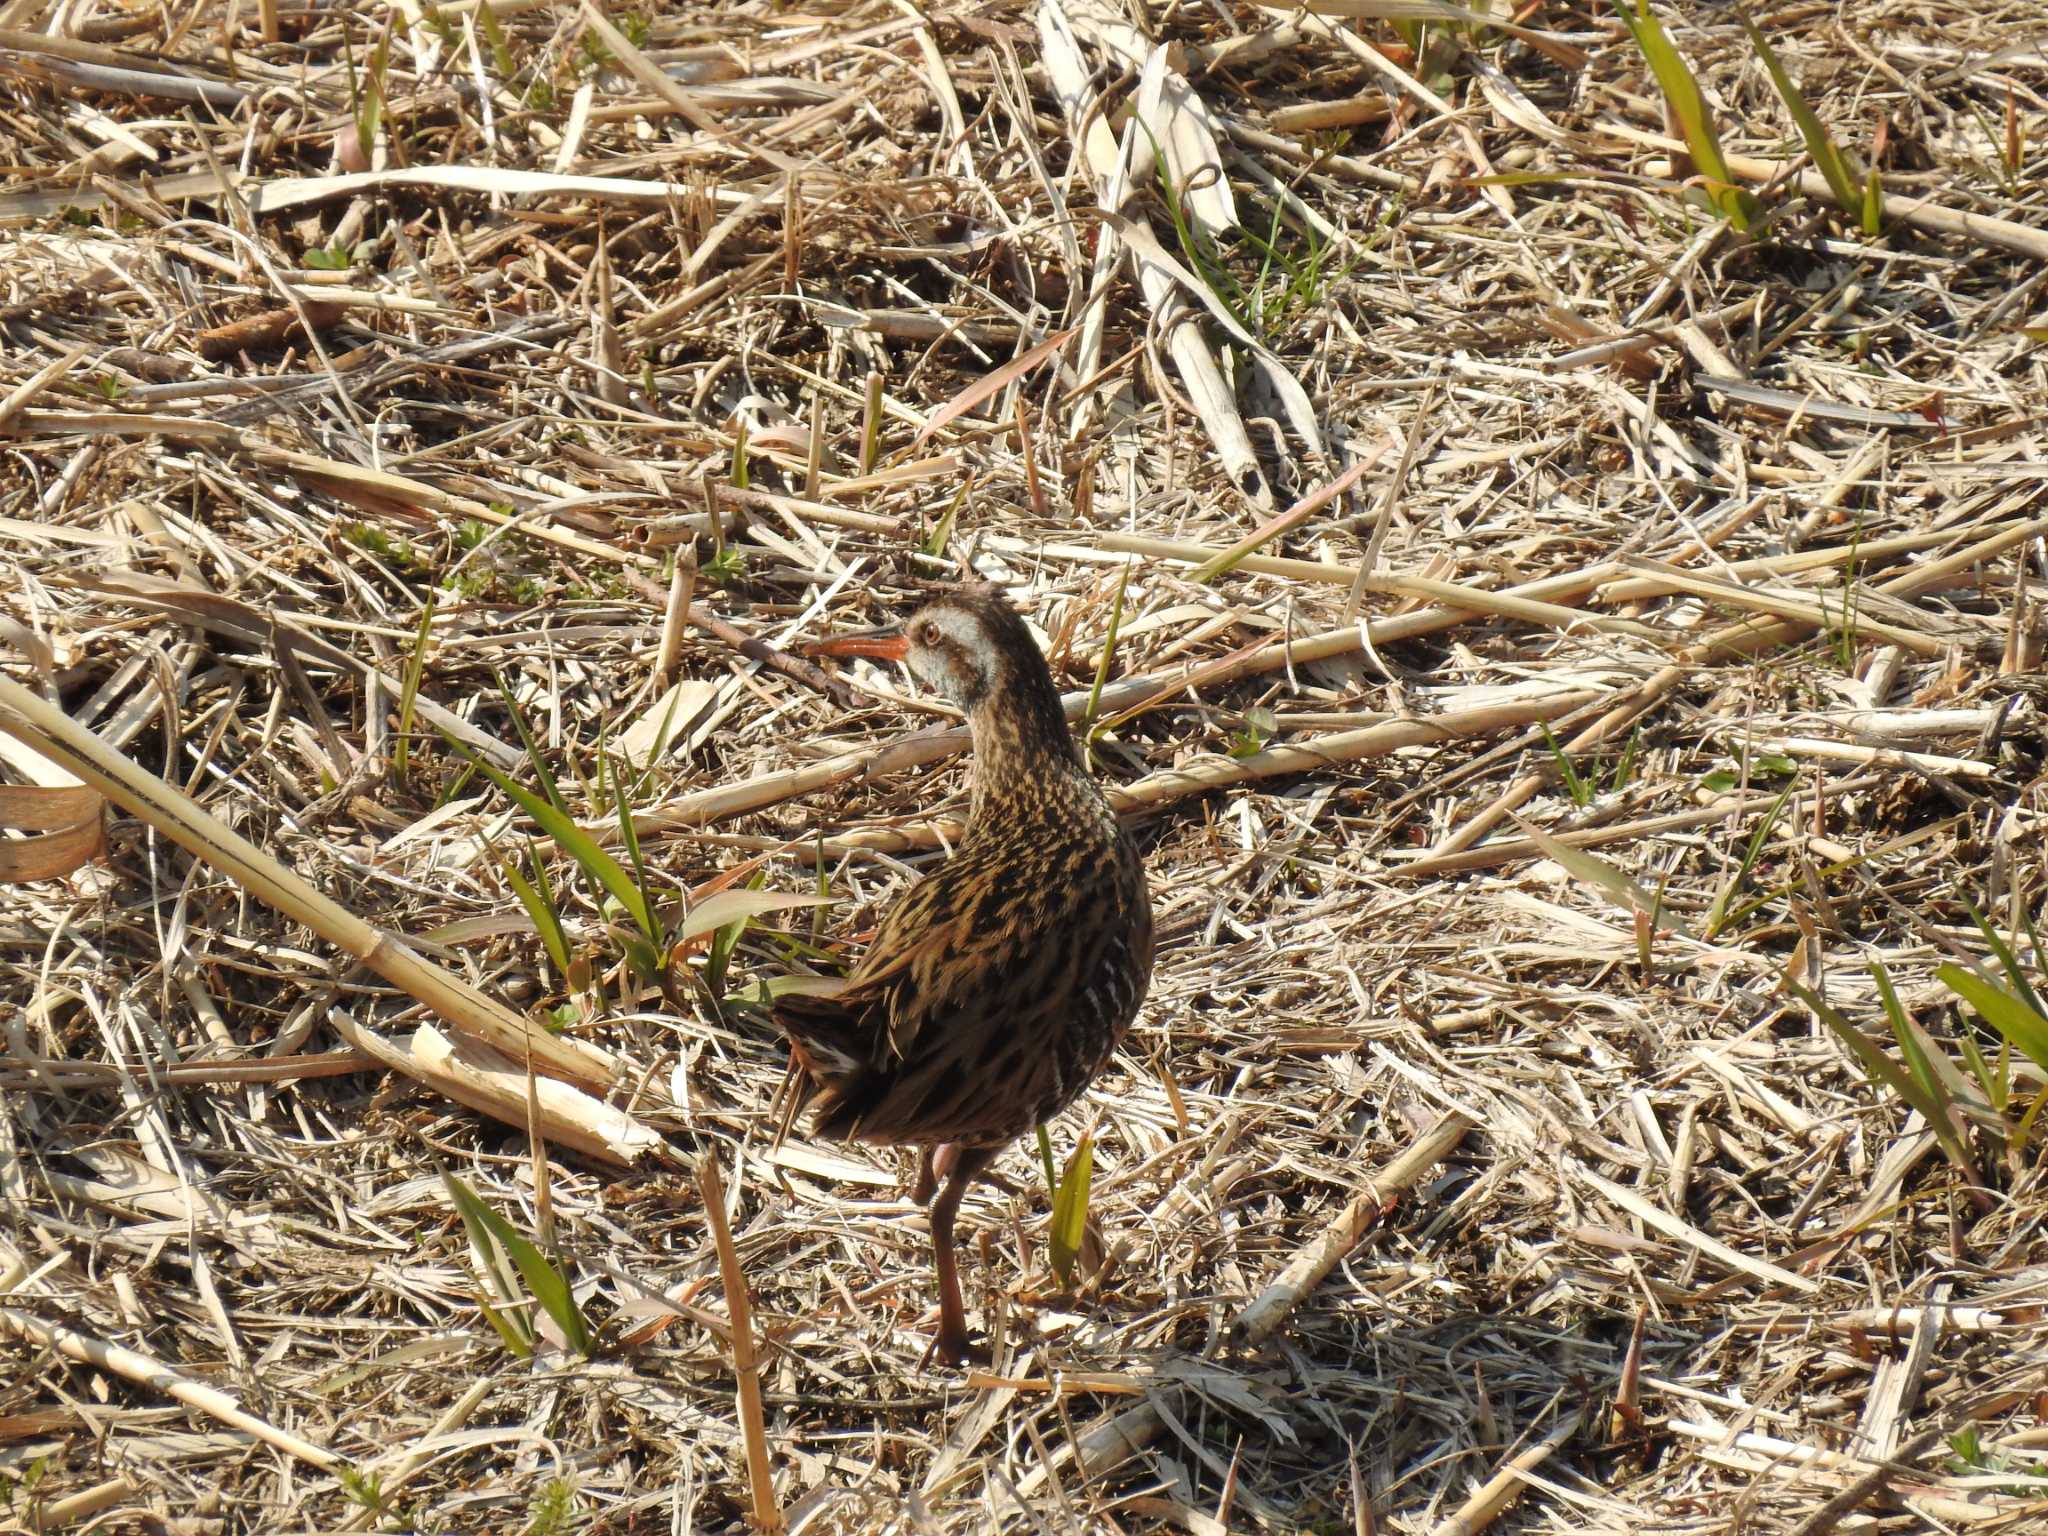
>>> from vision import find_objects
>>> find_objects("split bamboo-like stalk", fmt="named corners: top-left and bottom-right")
top-left (698, 1152), bottom-right (785, 1535)
top-left (0, 679), bottom-right (625, 1098)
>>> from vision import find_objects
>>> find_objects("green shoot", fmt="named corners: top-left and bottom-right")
top-left (1541, 723), bottom-right (1593, 808)
top-left (1240, 200), bottom-right (1356, 341)
top-left (1615, 1), bottom-right (1757, 232)
top-left (526, 1478), bottom-right (579, 1536)
top-left (494, 667), bottom-right (567, 812)
top-left (338, 1467), bottom-right (392, 1517)
top-left (1035, 1125), bottom-right (1059, 1202)
top-left (700, 543), bottom-right (747, 587)
top-left (393, 596), bottom-right (435, 787)
top-left (923, 474), bottom-right (970, 559)
top-left (1784, 971), bottom-right (1982, 1184)
top-left (1739, 16), bottom-right (1869, 219)
top-left (477, 0), bottom-right (517, 81)
top-left (1512, 814), bottom-right (1688, 943)
top-left (356, 25), bottom-right (390, 169)
top-left (1699, 753), bottom-right (1797, 795)
top-left (1047, 1135), bottom-right (1095, 1289)
top-left (703, 868), bottom-right (768, 998)
top-left (1143, 122), bottom-right (1248, 333)
top-left (303, 244), bottom-right (353, 271)
top-left (1939, 962), bottom-right (2048, 1080)
top-left (729, 415), bottom-right (751, 491)
top-left (1703, 780), bottom-right (1795, 938)
top-left (503, 841), bottom-right (572, 983)
top-left (1872, 963), bottom-right (1991, 1149)
top-left (1228, 707), bottom-right (1276, 760)
top-left (1082, 562), bottom-right (1133, 754)
top-left (1612, 726), bottom-right (1642, 793)
top-left (604, 746), bottom-right (668, 984)
top-left (449, 738), bottom-right (658, 955)
top-left (1860, 164), bottom-right (1883, 237)
top-left (442, 1172), bottom-right (595, 1358)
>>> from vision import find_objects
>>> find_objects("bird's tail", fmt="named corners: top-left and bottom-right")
top-left (770, 989), bottom-right (865, 1144)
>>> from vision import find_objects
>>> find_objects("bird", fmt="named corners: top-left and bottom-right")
top-left (774, 588), bottom-right (1154, 1365)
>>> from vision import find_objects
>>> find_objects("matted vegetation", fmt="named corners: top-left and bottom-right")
top-left (2, 1), bottom-right (2046, 1531)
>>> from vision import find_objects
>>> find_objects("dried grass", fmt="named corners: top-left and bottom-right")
top-left (3, 1), bottom-right (2047, 1532)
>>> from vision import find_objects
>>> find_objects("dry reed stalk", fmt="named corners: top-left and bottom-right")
top-left (811, 688), bottom-right (1612, 855)
top-left (1237, 1111), bottom-right (1474, 1345)
top-left (0, 679), bottom-right (626, 1095)
top-left (698, 1151), bottom-right (785, 1535)
top-left (0, 1305), bottom-right (340, 1470)
top-left (1423, 1410), bottom-right (1585, 1536)
top-left (6, 0), bottom-right (2045, 1525)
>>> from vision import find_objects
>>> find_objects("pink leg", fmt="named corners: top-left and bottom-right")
top-left (929, 1146), bottom-right (994, 1364)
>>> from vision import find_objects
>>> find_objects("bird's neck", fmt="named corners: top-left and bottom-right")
top-left (963, 676), bottom-right (1103, 831)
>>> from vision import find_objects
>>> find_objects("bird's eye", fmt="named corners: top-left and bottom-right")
top-left (918, 621), bottom-right (942, 646)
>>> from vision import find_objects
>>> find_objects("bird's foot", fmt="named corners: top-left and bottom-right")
top-left (924, 1323), bottom-right (991, 1370)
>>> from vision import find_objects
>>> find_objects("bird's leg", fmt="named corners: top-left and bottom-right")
top-left (911, 1146), bottom-right (937, 1205)
top-left (929, 1146), bottom-right (995, 1365)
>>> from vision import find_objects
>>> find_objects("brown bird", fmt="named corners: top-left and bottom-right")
top-left (775, 589), bottom-right (1154, 1364)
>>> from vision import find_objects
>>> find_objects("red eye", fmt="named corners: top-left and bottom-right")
top-left (919, 622), bottom-right (942, 645)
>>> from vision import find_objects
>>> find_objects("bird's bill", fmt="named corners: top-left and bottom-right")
top-left (807, 628), bottom-right (910, 661)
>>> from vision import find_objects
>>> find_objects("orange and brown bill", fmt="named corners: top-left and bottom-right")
top-left (806, 628), bottom-right (910, 661)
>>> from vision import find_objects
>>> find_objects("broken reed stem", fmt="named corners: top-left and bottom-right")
top-left (1787, 1420), bottom-right (1957, 1536)
top-left (810, 689), bottom-right (1611, 857)
top-left (698, 1151), bottom-right (784, 1536)
top-left (1423, 1409), bottom-right (1584, 1536)
top-left (1040, 1111), bottom-right (1473, 1490)
top-left (1238, 1110), bottom-right (1474, 1344)
top-left (655, 567), bottom-right (1643, 834)
top-left (0, 679), bottom-right (618, 1090)
top-left (653, 546), bottom-right (697, 690)
top-left (0, 1304), bottom-right (339, 1471)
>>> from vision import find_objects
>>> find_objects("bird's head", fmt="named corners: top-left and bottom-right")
top-left (808, 590), bottom-right (1082, 782)
top-left (811, 591), bottom-right (1043, 714)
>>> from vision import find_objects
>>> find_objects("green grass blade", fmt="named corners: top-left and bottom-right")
top-left (1083, 562), bottom-right (1132, 742)
top-left (503, 846), bottom-right (572, 979)
top-left (1512, 814), bottom-right (1692, 939)
top-left (1938, 962), bottom-right (2048, 1077)
top-left (1705, 780), bottom-right (1794, 938)
top-left (1540, 723), bottom-right (1590, 807)
top-left (1048, 1136), bottom-right (1094, 1288)
top-left (1616, 1), bottom-right (1754, 231)
top-left (1740, 15), bottom-right (1861, 211)
top-left (494, 668), bottom-right (566, 812)
top-left (1035, 1125), bottom-right (1058, 1203)
top-left (1612, 727), bottom-right (1641, 793)
top-left (442, 1173), bottom-right (535, 1355)
top-left (1785, 978), bottom-right (1978, 1179)
top-left (442, 1173), bottom-right (593, 1358)
top-left (477, 0), bottom-right (517, 79)
top-left (1871, 961), bottom-right (1943, 1107)
top-left (924, 475), bottom-right (970, 558)
top-left (604, 747), bottom-right (664, 949)
top-left (393, 597), bottom-right (435, 786)
top-left (455, 745), bottom-right (656, 943)
top-left (675, 889), bottom-right (837, 946)
top-left (1962, 901), bottom-right (2045, 1018)
top-left (1954, 1029), bottom-right (2005, 1114)
top-left (356, 28), bottom-right (388, 167)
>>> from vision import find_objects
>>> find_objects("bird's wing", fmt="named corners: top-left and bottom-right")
top-left (841, 853), bottom-right (993, 1062)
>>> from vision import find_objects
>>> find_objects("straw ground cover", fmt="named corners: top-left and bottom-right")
top-left (3, 0), bottom-right (2047, 1530)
